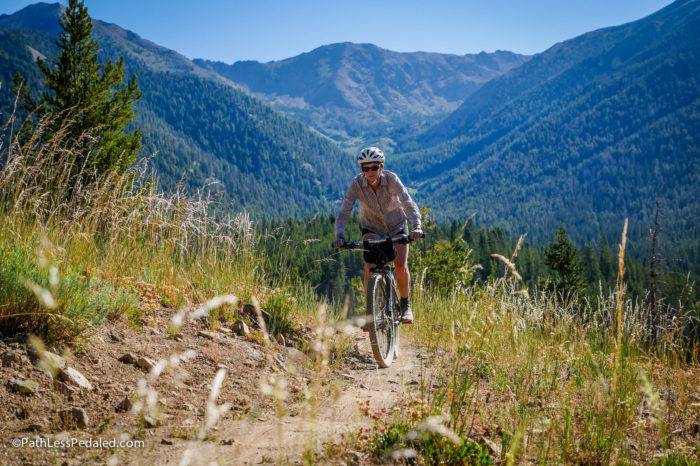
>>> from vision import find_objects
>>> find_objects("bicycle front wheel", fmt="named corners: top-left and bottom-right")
top-left (367, 272), bottom-right (395, 368)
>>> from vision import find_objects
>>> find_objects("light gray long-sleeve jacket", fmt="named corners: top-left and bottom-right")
top-left (335, 170), bottom-right (422, 237)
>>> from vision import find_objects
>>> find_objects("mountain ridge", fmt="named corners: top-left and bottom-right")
top-left (194, 43), bottom-right (529, 149)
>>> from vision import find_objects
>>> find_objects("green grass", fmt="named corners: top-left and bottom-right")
top-left (0, 226), bottom-right (140, 341)
top-left (655, 454), bottom-right (700, 466)
top-left (369, 420), bottom-right (493, 465)
top-left (384, 283), bottom-right (699, 464)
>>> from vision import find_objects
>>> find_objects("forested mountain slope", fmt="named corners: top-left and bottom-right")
top-left (396, 0), bottom-right (699, 263)
top-left (0, 3), bottom-right (355, 216)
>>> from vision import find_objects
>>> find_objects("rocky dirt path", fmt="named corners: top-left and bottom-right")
top-left (144, 330), bottom-right (423, 465)
top-left (1, 308), bottom-right (427, 466)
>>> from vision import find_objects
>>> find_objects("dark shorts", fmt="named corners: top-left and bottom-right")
top-left (360, 228), bottom-right (405, 264)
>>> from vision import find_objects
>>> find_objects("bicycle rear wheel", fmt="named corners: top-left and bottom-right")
top-left (367, 272), bottom-right (395, 368)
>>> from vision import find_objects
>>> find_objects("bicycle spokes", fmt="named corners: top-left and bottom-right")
top-left (368, 272), bottom-right (395, 368)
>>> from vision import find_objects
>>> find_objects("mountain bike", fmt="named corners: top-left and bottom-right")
top-left (336, 233), bottom-right (421, 368)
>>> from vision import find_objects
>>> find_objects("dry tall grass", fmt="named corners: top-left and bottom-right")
top-left (0, 110), bottom-right (269, 341)
top-left (366, 226), bottom-right (698, 464)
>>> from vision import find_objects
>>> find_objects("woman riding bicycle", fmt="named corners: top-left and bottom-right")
top-left (333, 146), bottom-right (423, 327)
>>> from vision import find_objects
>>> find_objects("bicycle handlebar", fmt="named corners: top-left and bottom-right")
top-left (335, 233), bottom-right (424, 250)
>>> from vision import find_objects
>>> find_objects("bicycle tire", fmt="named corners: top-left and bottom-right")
top-left (367, 272), bottom-right (395, 368)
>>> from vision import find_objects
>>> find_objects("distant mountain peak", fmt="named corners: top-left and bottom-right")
top-left (0, 2), bottom-right (64, 36)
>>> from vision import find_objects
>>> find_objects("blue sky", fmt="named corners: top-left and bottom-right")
top-left (2, 0), bottom-right (673, 62)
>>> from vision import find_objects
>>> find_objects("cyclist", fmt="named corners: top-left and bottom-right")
top-left (333, 146), bottom-right (423, 328)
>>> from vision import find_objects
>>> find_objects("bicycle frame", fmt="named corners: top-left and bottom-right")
top-left (335, 232), bottom-right (422, 367)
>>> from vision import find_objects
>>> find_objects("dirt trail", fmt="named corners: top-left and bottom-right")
top-left (152, 330), bottom-right (423, 465)
top-left (1, 309), bottom-right (426, 466)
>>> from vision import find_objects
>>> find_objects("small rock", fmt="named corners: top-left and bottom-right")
top-left (408, 379), bottom-right (420, 386)
top-left (118, 353), bottom-right (138, 365)
top-left (275, 334), bottom-right (286, 346)
top-left (59, 367), bottom-right (93, 391)
top-left (219, 327), bottom-right (232, 334)
top-left (161, 438), bottom-right (174, 445)
top-left (233, 320), bottom-right (250, 336)
top-left (9, 378), bottom-right (39, 395)
top-left (61, 407), bottom-right (89, 429)
top-left (197, 330), bottom-right (217, 340)
top-left (115, 395), bottom-right (133, 413)
top-left (148, 327), bottom-right (161, 336)
top-left (220, 438), bottom-right (235, 445)
top-left (136, 356), bottom-right (156, 372)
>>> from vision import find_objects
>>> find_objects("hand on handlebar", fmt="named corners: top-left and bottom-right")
top-left (410, 229), bottom-right (425, 241)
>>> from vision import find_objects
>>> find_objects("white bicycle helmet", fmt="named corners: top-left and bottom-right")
top-left (357, 146), bottom-right (384, 166)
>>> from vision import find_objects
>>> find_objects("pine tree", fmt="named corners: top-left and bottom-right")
top-left (36, 0), bottom-right (142, 180)
top-left (543, 225), bottom-right (586, 301)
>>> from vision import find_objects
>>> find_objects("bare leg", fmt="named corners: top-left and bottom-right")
top-left (394, 243), bottom-right (409, 298)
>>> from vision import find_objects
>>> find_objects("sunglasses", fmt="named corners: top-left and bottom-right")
top-left (362, 165), bottom-right (381, 172)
